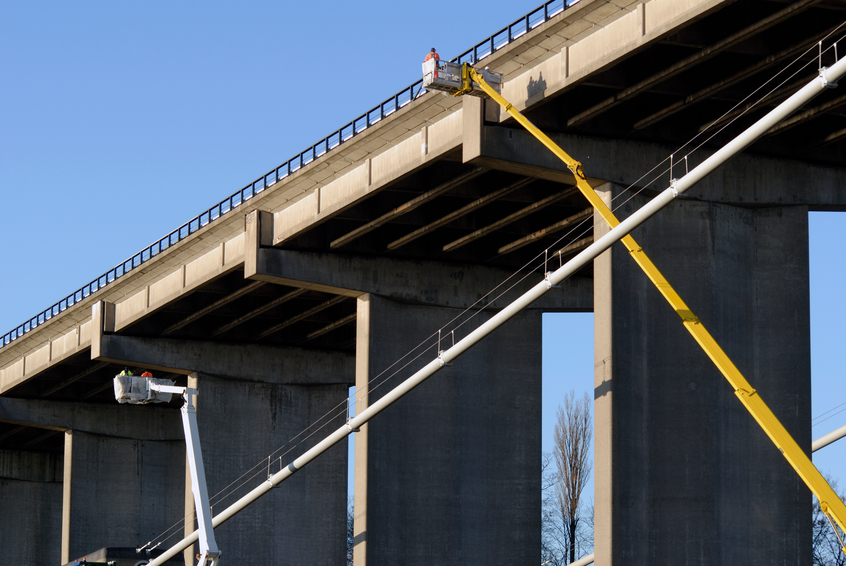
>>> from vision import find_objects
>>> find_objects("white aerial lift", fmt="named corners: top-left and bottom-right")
top-left (114, 374), bottom-right (221, 566)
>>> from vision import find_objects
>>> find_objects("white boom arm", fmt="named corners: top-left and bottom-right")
top-left (149, 383), bottom-right (221, 566)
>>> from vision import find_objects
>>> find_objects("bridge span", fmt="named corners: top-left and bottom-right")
top-left (2, 0), bottom-right (846, 564)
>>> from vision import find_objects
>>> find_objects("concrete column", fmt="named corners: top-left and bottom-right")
top-left (62, 430), bottom-right (73, 564)
top-left (0, 448), bottom-right (62, 566)
top-left (184, 373), bottom-right (198, 566)
top-left (354, 294), bottom-right (542, 565)
top-left (194, 373), bottom-right (348, 565)
top-left (593, 183), bottom-right (811, 565)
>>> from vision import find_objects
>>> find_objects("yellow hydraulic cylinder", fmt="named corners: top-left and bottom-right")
top-left (462, 65), bottom-right (846, 541)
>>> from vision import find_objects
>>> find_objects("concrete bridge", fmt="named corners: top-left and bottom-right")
top-left (2, 0), bottom-right (846, 564)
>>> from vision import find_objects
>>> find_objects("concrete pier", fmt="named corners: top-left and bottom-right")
top-left (594, 184), bottom-right (812, 565)
top-left (0, 447), bottom-right (63, 565)
top-left (353, 294), bottom-right (543, 565)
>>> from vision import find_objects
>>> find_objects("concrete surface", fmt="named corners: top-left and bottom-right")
top-left (593, 183), bottom-right (811, 565)
top-left (0, 449), bottom-right (62, 566)
top-left (353, 294), bottom-right (542, 566)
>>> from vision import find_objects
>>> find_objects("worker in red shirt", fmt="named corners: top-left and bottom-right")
top-left (425, 48), bottom-right (440, 78)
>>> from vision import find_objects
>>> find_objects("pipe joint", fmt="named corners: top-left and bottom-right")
top-left (669, 179), bottom-right (680, 198)
top-left (819, 67), bottom-right (839, 89)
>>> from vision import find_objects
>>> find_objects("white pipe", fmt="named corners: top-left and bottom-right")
top-left (569, 552), bottom-right (595, 566)
top-left (813, 424), bottom-right (846, 452)
top-left (144, 58), bottom-right (846, 566)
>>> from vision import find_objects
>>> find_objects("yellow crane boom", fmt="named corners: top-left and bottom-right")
top-left (458, 62), bottom-right (846, 544)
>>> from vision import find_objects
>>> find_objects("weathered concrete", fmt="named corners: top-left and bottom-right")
top-left (64, 430), bottom-right (185, 561)
top-left (92, 333), bottom-right (354, 385)
top-left (0, 397), bottom-right (183, 440)
top-left (250, 247), bottom-right (593, 312)
top-left (193, 373), bottom-right (348, 565)
top-left (0, 449), bottom-right (63, 566)
top-left (353, 294), bottom-right (542, 566)
top-left (593, 183), bottom-right (811, 565)
top-left (466, 125), bottom-right (846, 209)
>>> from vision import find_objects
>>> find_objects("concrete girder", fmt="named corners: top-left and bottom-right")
top-left (695, 76), bottom-right (808, 134)
top-left (91, 332), bottom-right (354, 386)
top-left (465, 123), bottom-right (846, 207)
top-left (41, 361), bottom-right (111, 397)
top-left (441, 186), bottom-right (580, 252)
top-left (566, 0), bottom-right (824, 127)
top-left (163, 280), bottom-right (267, 335)
top-left (765, 91), bottom-right (846, 138)
top-left (386, 177), bottom-right (536, 251)
top-left (248, 248), bottom-right (593, 313)
top-left (209, 288), bottom-right (308, 337)
top-left (497, 207), bottom-right (594, 255)
top-left (329, 167), bottom-right (489, 249)
top-left (255, 295), bottom-right (350, 340)
top-left (0, 396), bottom-right (183, 440)
top-left (632, 35), bottom-right (823, 131)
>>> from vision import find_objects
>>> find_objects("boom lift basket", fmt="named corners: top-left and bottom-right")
top-left (422, 59), bottom-right (501, 97)
top-left (114, 375), bottom-right (175, 404)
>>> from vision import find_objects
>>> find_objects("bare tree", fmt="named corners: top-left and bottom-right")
top-left (554, 391), bottom-right (592, 565)
top-left (347, 497), bottom-right (355, 566)
top-left (813, 478), bottom-right (846, 566)
top-left (541, 452), bottom-right (567, 565)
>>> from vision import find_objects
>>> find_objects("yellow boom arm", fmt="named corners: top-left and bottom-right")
top-left (462, 64), bottom-right (846, 541)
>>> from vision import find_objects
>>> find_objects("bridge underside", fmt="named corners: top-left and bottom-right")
top-left (2, 0), bottom-right (846, 564)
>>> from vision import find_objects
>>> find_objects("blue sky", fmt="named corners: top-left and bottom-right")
top-left (2, 0), bottom-right (843, 510)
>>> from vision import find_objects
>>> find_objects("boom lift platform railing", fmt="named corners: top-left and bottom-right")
top-left (433, 58), bottom-right (846, 549)
top-left (142, 46), bottom-right (846, 566)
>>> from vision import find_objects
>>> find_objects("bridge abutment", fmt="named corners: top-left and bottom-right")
top-left (594, 183), bottom-right (812, 565)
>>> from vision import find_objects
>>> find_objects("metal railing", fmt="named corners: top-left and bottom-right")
top-left (1, 0), bottom-right (575, 349)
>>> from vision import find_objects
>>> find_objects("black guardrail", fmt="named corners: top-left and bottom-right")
top-left (1, 0), bottom-right (574, 348)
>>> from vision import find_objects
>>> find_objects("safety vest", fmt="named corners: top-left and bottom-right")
top-left (425, 52), bottom-right (440, 78)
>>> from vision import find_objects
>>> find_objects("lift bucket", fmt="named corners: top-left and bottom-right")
top-left (422, 59), bottom-right (502, 97)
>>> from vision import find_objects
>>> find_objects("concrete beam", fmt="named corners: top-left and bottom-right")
top-left (463, 96), bottom-right (576, 184)
top-left (566, 0), bottom-right (823, 127)
top-left (0, 448), bottom-right (62, 482)
top-left (467, 124), bottom-right (846, 207)
top-left (0, 396), bottom-right (183, 440)
top-left (92, 332), bottom-right (354, 386)
top-left (250, 249), bottom-right (593, 312)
